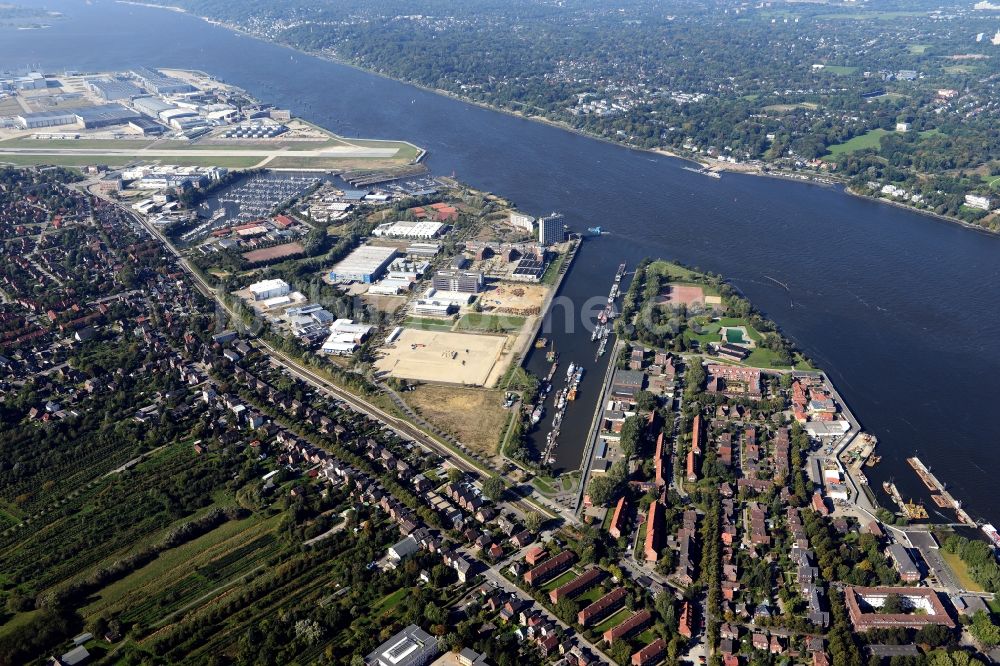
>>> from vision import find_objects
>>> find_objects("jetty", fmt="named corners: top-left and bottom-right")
top-left (907, 457), bottom-right (975, 526)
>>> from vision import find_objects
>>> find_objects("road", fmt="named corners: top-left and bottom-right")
top-left (476, 559), bottom-right (613, 664)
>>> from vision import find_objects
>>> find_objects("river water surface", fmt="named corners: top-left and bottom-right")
top-left (3, 0), bottom-right (999, 524)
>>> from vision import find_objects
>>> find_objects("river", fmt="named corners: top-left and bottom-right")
top-left (3, 0), bottom-right (999, 525)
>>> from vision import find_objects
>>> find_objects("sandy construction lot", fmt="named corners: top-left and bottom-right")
top-left (478, 282), bottom-right (547, 316)
top-left (375, 328), bottom-right (507, 386)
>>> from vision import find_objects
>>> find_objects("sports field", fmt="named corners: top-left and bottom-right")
top-left (375, 328), bottom-right (506, 386)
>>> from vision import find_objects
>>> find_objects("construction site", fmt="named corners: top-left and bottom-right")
top-left (374, 328), bottom-right (508, 386)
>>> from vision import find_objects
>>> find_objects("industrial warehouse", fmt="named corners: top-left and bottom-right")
top-left (328, 245), bottom-right (399, 284)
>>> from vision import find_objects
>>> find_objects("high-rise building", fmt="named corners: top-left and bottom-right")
top-left (538, 213), bottom-right (564, 245)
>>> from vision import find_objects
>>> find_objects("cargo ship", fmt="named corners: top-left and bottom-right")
top-left (982, 524), bottom-right (1000, 549)
top-left (907, 456), bottom-right (975, 526)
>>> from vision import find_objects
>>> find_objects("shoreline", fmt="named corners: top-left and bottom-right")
top-left (121, 2), bottom-right (995, 237)
top-left (114, 0), bottom-right (999, 530)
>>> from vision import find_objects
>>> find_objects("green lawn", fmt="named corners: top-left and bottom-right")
top-left (403, 316), bottom-right (455, 332)
top-left (636, 628), bottom-right (658, 645)
top-left (647, 260), bottom-right (701, 282)
top-left (532, 476), bottom-right (557, 496)
top-left (0, 506), bottom-right (21, 525)
top-left (763, 103), bottom-right (819, 113)
top-left (0, 153), bottom-right (266, 168)
top-left (0, 608), bottom-right (43, 641)
top-left (824, 129), bottom-right (890, 158)
top-left (576, 585), bottom-right (610, 606)
top-left (820, 65), bottom-right (858, 75)
top-left (940, 550), bottom-right (985, 593)
top-left (592, 608), bottom-right (629, 634)
top-left (373, 587), bottom-right (411, 614)
top-left (817, 11), bottom-right (927, 19)
top-left (456, 313), bottom-right (526, 333)
top-left (909, 44), bottom-right (931, 55)
top-left (0, 138), bottom-right (157, 149)
top-left (541, 569), bottom-right (578, 593)
top-left (541, 250), bottom-right (569, 285)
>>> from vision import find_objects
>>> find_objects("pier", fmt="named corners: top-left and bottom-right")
top-left (573, 337), bottom-right (623, 516)
top-left (907, 457), bottom-right (976, 526)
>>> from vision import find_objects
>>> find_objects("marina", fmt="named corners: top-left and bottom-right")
top-left (15, 0), bottom-right (1000, 523)
top-left (210, 172), bottom-right (320, 224)
top-left (592, 262), bottom-right (625, 361)
top-left (539, 360), bottom-right (584, 464)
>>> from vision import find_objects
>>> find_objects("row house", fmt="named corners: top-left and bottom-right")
top-left (524, 551), bottom-right (575, 586)
top-left (609, 496), bottom-right (629, 539)
top-left (631, 638), bottom-right (666, 666)
top-left (549, 567), bottom-right (605, 605)
top-left (578, 587), bottom-right (627, 627)
top-left (644, 501), bottom-right (664, 562)
top-left (603, 609), bottom-right (652, 645)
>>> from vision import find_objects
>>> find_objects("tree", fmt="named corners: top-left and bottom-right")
top-left (587, 474), bottom-right (617, 506)
top-left (881, 593), bottom-right (904, 615)
top-left (447, 468), bottom-right (463, 484)
top-left (927, 649), bottom-right (985, 666)
top-left (609, 638), bottom-right (632, 665)
top-left (619, 414), bottom-right (643, 459)
top-left (969, 610), bottom-right (1000, 648)
top-left (916, 623), bottom-right (954, 649)
top-left (524, 511), bottom-right (544, 534)
top-left (655, 591), bottom-right (677, 631)
top-left (481, 475), bottom-right (505, 502)
top-left (635, 390), bottom-right (657, 412)
top-left (554, 597), bottom-right (579, 625)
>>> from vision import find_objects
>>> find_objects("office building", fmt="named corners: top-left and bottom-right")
top-left (431, 270), bottom-right (483, 294)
